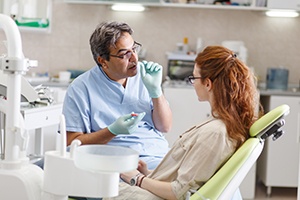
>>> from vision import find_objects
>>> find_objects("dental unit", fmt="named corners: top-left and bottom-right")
top-left (0, 13), bottom-right (139, 200)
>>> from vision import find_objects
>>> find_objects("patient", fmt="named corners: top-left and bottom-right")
top-left (104, 45), bottom-right (261, 200)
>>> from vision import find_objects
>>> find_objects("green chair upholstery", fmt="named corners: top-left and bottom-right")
top-left (190, 104), bottom-right (290, 200)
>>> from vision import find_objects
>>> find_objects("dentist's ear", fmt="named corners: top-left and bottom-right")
top-left (98, 56), bottom-right (107, 68)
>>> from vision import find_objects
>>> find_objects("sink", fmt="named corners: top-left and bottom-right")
top-left (74, 145), bottom-right (139, 173)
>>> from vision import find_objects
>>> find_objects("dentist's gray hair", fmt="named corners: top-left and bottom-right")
top-left (89, 21), bottom-right (133, 66)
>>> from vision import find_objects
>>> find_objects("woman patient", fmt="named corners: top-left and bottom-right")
top-left (104, 45), bottom-right (261, 200)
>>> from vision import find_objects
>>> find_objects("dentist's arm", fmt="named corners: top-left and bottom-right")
top-left (152, 95), bottom-right (172, 133)
top-left (66, 112), bottom-right (145, 145)
top-left (140, 61), bottom-right (172, 133)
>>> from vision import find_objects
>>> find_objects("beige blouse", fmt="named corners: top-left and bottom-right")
top-left (104, 117), bottom-right (235, 200)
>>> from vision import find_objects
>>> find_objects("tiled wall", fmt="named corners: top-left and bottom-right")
top-left (1, 0), bottom-right (299, 84)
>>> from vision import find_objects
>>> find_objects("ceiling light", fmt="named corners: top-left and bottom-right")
top-left (265, 10), bottom-right (299, 18)
top-left (111, 4), bottom-right (145, 12)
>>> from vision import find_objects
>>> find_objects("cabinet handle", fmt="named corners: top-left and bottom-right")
top-left (297, 113), bottom-right (300, 143)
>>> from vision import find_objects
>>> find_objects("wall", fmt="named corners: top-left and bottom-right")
top-left (0, 0), bottom-right (300, 84)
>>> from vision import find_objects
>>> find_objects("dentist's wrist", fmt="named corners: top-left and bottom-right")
top-left (149, 88), bottom-right (162, 98)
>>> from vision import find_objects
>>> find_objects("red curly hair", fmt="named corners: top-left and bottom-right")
top-left (195, 46), bottom-right (262, 150)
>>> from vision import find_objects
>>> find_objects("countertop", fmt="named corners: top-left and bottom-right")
top-left (28, 80), bottom-right (70, 88)
top-left (259, 88), bottom-right (300, 97)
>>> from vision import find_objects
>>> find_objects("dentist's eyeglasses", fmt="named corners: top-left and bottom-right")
top-left (187, 75), bottom-right (202, 84)
top-left (109, 42), bottom-right (142, 60)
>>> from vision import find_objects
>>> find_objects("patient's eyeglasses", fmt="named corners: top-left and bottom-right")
top-left (109, 41), bottom-right (142, 60)
top-left (187, 75), bottom-right (202, 84)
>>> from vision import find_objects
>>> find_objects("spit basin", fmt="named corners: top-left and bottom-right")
top-left (74, 145), bottom-right (139, 173)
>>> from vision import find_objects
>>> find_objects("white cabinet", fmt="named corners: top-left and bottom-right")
top-left (163, 85), bottom-right (256, 199)
top-left (163, 86), bottom-right (211, 146)
top-left (21, 103), bottom-right (63, 156)
top-left (257, 95), bottom-right (300, 196)
top-left (267, 0), bottom-right (300, 10)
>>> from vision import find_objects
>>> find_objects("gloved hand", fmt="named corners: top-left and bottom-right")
top-left (139, 61), bottom-right (163, 98)
top-left (108, 112), bottom-right (146, 135)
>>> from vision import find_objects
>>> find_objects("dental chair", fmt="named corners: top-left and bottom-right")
top-left (189, 104), bottom-right (290, 200)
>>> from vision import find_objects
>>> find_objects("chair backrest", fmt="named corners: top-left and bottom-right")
top-left (190, 104), bottom-right (290, 200)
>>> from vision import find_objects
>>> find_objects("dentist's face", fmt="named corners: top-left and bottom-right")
top-left (101, 32), bottom-right (139, 85)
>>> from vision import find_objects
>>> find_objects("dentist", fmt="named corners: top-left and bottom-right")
top-left (62, 21), bottom-right (172, 170)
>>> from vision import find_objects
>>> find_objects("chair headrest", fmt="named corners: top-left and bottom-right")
top-left (249, 104), bottom-right (290, 138)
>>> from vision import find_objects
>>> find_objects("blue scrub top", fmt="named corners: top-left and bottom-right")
top-left (62, 66), bottom-right (169, 165)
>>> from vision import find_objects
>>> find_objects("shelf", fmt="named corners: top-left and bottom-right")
top-left (160, 2), bottom-right (267, 11)
top-left (64, 0), bottom-right (300, 11)
top-left (64, 0), bottom-right (162, 6)
top-left (64, 0), bottom-right (271, 11)
top-left (18, 26), bottom-right (51, 33)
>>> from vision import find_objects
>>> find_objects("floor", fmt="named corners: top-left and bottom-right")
top-left (254, 181), bottom-right (297, 200)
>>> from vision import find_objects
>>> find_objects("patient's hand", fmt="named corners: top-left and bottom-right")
top-left (120, 160), bottom-right (152, 184)
top-left (138, 160), bottom-right (151, 176)
top-left (120, 170), bottom-right (140, 184)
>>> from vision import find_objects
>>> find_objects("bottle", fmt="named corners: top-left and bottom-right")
top-left (183, 37), bottom-right (189, 54)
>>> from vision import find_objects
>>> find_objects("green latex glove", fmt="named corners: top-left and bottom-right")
top-left (139, 61), bottom-right (163, 98)
top-left (108, 112), bottom-right (146, 135)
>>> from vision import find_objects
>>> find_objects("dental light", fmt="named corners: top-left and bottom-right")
top-left (111, 4), bottom-right (145, 12)
top-left (265, 10), bottom-right (299, 18)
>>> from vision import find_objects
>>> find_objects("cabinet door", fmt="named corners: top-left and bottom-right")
top-left (163, 87), bottom-right (211, 147)
top-left (258, 95), bottom-right (300, 187)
